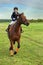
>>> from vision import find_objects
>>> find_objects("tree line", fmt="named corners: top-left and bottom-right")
top-left (0, 19), bottom-right (43, 23)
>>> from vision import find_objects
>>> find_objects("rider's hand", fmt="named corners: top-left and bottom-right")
top-left (17, 16), bottom-right (19, 19)
top-left (13, 18), bottom-right (15, 20)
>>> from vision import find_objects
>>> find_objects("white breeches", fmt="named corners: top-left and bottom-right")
top-left (9, 21), bottom-right (17, 25)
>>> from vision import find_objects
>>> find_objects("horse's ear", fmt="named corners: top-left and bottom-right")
top-left (21, 12), bottom-right (24, 15)
top-left (19, 12), bottom-right (24, 16)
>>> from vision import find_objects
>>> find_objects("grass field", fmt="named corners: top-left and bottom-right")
top-left (0, 22), bottom-right (43, 65)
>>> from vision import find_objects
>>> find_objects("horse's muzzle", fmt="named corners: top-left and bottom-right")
top-left (26, 22), bottom-right (29, 26)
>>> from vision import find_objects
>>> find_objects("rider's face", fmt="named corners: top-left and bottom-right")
top-left (14, 9), bottom-right (18, 14)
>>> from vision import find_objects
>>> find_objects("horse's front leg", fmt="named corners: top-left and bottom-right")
top-left (14, 40), bottom-right (20, 54)
top-left (9, 40), bottom-right (14, 56)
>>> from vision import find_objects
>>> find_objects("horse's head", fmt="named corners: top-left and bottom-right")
top-left (19, 13), bottom-right (29, 26)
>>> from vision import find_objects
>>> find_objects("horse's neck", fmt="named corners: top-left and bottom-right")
top-left (14, 19), bottom-right (21, 32)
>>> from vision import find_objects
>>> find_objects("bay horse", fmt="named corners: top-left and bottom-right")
top-left (7, 13), bottom-right (29, 56)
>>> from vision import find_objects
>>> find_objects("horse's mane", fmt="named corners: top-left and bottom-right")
top-left (10, 18), bottom-right (21, 32)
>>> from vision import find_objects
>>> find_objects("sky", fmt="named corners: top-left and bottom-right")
top-left (0, 0), bottom-right (43, 19)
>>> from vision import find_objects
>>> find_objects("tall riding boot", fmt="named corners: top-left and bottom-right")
top-left (6, 25), bottom-right (11, 32)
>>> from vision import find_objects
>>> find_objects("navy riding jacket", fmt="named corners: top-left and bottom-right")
top-left (11, 12), bottom-right (19, 21)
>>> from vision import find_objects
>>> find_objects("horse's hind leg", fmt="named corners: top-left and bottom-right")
top-left (9, 40), bottom-right (14, 56)
top-left (14, 40), bottom-right (20, 54)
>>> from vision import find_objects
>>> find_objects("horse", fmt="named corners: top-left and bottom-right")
top-left (7, 13), bottom-right (29, 56)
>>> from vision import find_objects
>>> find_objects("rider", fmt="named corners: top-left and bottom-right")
top-left (6, 7), bottom-right (19, 32)
top-left (10, 7), bottom-right (19, 25)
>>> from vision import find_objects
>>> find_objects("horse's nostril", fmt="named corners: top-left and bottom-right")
top-left (27, 24), bottom-right (29, 26)
top-left (26, 23), bottom-right (29, 26)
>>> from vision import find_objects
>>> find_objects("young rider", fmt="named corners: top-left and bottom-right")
top-left (6, 7), bottom-right (19, 32)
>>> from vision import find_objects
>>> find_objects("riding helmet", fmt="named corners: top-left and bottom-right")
top-left (14, 7), bottom-right (18, 10)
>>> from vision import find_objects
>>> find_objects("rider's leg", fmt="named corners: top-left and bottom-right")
top-left (6, 25), bottom-right (11, 32)
top-left (6, 21), bottom-right (17, 32)
top-left (6, 21), bottom-right (13, 32)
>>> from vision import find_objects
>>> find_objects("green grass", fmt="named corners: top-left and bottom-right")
top-left (0, 22), bottom-right (43, 65)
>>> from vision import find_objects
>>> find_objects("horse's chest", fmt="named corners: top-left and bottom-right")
top-left (10, 31), bottom-right (21, 40)
top-left (15, 31), bottom-right (21, 38)
top-left (9, 27), bottom-right (21, 41)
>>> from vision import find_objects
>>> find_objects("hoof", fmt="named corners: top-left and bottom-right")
top-left (14, 51), bottom-right (17, 55)
top-left (10, 50), bottom-right (14, 56)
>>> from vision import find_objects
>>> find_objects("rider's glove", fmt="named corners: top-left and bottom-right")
top-left (17, 16), bottom-right (19, 19)
top-left (13, 18), bottom-right (15, 20)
